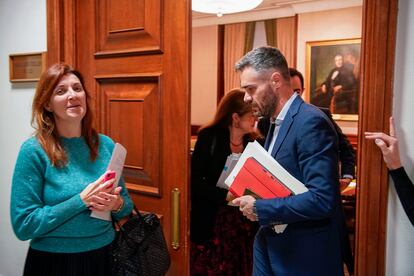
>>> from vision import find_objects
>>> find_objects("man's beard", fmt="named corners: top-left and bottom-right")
top-left (258, 88), bottom-right (278, 118)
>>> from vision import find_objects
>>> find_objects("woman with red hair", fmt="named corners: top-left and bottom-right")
top-left (10, 63), bottom-right (133, 276)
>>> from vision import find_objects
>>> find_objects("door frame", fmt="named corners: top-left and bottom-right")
top-left (355, 0), bottom-right (397, 275)
top-left (46, 0), bottom-right (397, 274)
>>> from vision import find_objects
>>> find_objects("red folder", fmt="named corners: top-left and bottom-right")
top-left (230, 157), bottom-right (293, 199)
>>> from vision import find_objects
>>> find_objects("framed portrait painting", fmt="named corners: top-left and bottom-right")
top-left (306, 38), bottom-right (361, 121)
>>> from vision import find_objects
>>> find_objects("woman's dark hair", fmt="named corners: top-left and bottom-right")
top-left (200, 88), bottom-right (258, 140)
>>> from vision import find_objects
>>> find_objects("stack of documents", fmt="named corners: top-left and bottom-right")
top-left (229, 156), bottom-right (293, 199)
top-left (225, 141), bottom-right (308, 233)
top-left (216, 153), bottom-right (241, 189)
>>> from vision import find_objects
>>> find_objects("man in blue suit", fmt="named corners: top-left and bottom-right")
top-left (232, 46), bottom-right (344, 275)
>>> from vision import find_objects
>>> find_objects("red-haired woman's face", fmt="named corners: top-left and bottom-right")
top-left (45, 73), bottom-right (87, 127)
top-left (236, 110), bottom-right (257, 134)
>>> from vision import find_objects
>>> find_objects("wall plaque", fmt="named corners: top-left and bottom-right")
top-left (9, 52), bottom-right (46, 82)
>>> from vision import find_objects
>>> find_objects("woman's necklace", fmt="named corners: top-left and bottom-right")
top-left (229, 126), bottom-right (243, 147)
top-left (230, 140), bottom-right (243, 147)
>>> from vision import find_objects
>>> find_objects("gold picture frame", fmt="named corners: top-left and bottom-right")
top-left (9, 52), bottom-right (46, 82)
top-left (305, 38), bottom-right (361, 121)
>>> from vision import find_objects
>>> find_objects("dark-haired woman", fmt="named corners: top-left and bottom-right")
top-left (190, 89), bottom-right (259, 275)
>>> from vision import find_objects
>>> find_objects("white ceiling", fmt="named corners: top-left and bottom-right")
top-left (192, 0), bottom-right (363, 27)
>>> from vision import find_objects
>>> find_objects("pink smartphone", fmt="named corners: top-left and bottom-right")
top-left (103, 171), bottom-right (116, 182)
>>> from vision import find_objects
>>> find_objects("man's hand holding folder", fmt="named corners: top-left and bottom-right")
top-left (225, 141), bottom-right (308, 198)
top-left (225, 141), bottom-right (308, 232)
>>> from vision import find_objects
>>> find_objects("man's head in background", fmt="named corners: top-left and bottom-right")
top-left (289, 68), bottom-right (304, 96)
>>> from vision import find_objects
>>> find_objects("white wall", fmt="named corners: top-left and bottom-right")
top-left (191, 25), bottom-right (218, 126)
top-left (0, 1), bottom-right (46, 275)
top-left (252, 21), bottom-right (267, 49)
top-left (386, 0), bottom-right (414, 275)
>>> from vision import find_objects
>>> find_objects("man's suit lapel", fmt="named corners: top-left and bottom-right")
top-left (270, 96), bottom-right (304, 157)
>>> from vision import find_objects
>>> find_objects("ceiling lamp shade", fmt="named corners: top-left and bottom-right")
top-left (192, 0), bottom-right (263, 17)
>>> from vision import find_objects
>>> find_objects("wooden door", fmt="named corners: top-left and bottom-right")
top-left (47, 0), bottom-right (191, 274)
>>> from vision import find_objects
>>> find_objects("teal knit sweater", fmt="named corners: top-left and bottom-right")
top-left (10, 134), bottom-right (133, 253)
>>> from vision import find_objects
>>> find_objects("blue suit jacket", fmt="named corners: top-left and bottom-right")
top-left (254, 96), bottom-right (343, 276)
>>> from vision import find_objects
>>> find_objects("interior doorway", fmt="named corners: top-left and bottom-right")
top-left (190, 0), bottom-right (397, 275)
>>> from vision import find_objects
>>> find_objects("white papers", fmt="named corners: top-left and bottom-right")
top-left (225, 141), bottom-right (308, 233)
top-left (216, 153), bottom-right (241, 189)
top-left (105, 143), bottom-right (127, 189)
top-left (91, 143), bottom-right (127, 221)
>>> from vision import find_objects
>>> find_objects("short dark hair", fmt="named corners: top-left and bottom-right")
top-left (289, 68), bottom-right (304, 89)
top-left (235, 46), bottom-right (290, 80)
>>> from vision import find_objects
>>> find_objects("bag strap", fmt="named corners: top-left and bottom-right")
top-left (113, 204), bottom-right (141, 230)
top-left (132, 204), bottom-right (141, 218)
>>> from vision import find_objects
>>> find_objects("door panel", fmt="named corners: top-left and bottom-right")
top-left (99, 78), bottom-right (161, 192)
top-left (96, 0), bottom-right (162, 56)
top-left (47, 0), bottom-right (190, 274)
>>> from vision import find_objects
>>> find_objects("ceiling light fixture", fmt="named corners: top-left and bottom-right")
top-left (192, 0), bottom-right (263, 17)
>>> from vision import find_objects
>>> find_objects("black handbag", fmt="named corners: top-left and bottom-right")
top-left (112, 206), bottom-right (171, 276)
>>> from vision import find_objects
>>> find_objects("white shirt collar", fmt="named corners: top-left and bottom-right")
top-left (267, 92), bottom-right (298, 153)
top-left (272, 92), bottom-right (298, 123)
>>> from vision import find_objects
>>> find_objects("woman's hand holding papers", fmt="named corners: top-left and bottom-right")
top-left (232, 195), bottom-right (258, 221)
top-left (81, 171), bottom-right (123, 212)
